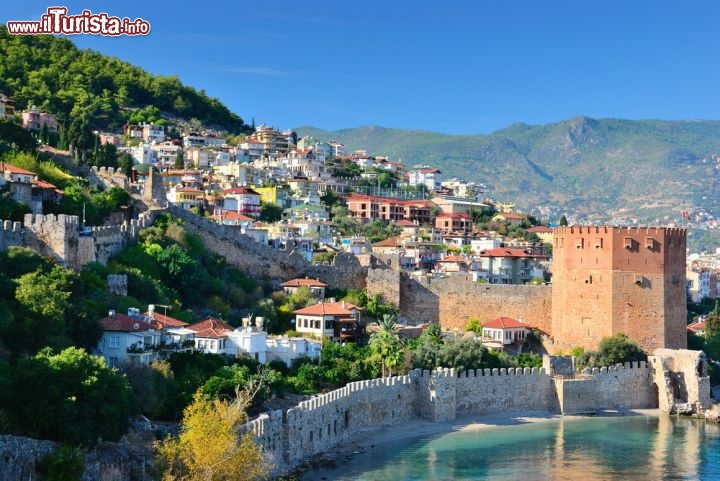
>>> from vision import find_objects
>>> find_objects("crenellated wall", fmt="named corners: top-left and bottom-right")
top-left (240, 361), bottom-right (669, 475)
top-left (168, 205), bottom-right (367, 290)
top-left (0, 219), bottom-right (23, 251)
top-left (557, 361), bottom-right (656, 414)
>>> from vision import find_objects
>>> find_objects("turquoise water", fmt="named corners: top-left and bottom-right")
top-left (306, 415), bottom-right (720, 480)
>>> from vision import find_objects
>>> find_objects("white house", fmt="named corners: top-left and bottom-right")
top-left (265, 336), bottom-right (322, 366)
top-left (228, 327), bottom-right (268, 363)
top-left (222, 187), bottom-right (261, 217)
top-left (293, 300), bottom-right (364, 343)
top-left (408, 167), bottom-right (442, 191)
top-left (187, 317), bottom-right (235, 354)
top-left (95, 308), bottom-right (161, 367)
top-left (481, 316), bottom-right (530, 352)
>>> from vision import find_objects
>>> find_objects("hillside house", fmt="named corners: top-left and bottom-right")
top-left (482, 316), bottom-right (530, 353)
top-left (222, 186), bottom-right (261, 217)
top-left (293, 300), bottom-right (365, 343)
top-left (21, 106), bottom-right (57, 133)
top-left (475, 247), bottom-right (547, 284)
top-left (281, 277), bottom-right (327, 300)
top-left (187, 317), bottom-right (235, 355)
top-left (95, 308), bottom-right (161, 367)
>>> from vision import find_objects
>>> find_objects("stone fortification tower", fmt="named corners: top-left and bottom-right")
top-left (551, 226), bottom-right (686, 353)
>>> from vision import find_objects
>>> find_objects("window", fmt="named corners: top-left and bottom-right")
top-left (108, 357), bottom-right (119, 368)
top-left (109, 336), bottom-right (120, 348)
top-left (575, 238), bottom-right (584, 249)
top-left (594, 238), bottom-right (603, 249)
top-left (645, 237), bottom-right (655, 250)
top-left (624, 237), bottom-right (634, 249)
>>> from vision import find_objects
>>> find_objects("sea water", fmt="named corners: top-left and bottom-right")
top-left (305, 415), bottom-right (720, 481)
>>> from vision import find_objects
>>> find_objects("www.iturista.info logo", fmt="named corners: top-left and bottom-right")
top-left (7, 7), bottom-right (151, 36)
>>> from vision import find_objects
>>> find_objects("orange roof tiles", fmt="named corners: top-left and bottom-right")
top-left (293, 301), bottom-right (361, 316)
top-left (145, 311), bottom-right (188, 330)
top-left (483, 317), bottom-right (527, 329)
top-left (0, 162), bottom-right (35, 176)
top-left (99, 312), bottom-right (152, 332)
top-left (281, 278), bottom-right (328, 288)
top-left (187, 317), bottom-right (234, 338)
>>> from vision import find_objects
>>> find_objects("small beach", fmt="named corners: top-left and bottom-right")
top-left (298, 409), bottom-right (662, 480)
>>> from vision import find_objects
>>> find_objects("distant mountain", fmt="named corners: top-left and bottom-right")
top-left (297, 118), bottom-right (720, 229)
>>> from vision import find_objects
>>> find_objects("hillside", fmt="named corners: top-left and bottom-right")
top-left (297, 118), bottom-right (720, 227)
top-left (0, 25), bottom-right (248, 133)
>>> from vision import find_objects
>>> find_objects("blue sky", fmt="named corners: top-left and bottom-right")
top-left (3, 1), bottom-right (719, 134)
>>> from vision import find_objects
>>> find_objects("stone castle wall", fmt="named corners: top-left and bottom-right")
top-left (0, 434), bottom-right (150, 481)
top-left (557, 361), bottom-right (656, 414)
top-left (0, 219), bottom-right (23, 251)
top-left (242, 362), bottom-right (664, 474)
top-left (82, 166), bottom-right (129, 190)
top-left (168, 206), bottom-right (367, 290)
top-left (387, 273), bottom-right (552, 334)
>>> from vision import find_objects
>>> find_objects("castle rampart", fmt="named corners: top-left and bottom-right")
top-left (242, 354), bottom-right (694, 475)
top-left (167, 205), bottom-right (367, 290)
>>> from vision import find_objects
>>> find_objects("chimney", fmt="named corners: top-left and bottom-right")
top-left (108, 309), bottom-right (116, 317)
top-left (148, 304), bottom-right (155, 318)
top-left (342, 300), bottom-right (346, 309)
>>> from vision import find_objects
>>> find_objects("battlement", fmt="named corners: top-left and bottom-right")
top-left (581, 360), bottom-right (649, 376)
top-left (458, 366), bottom-right (546, 377)
top-left (554, 225), bottom-right (686, 237)
top-left (291, 374), bottom-right (413, 414)
top-left (24, 213), bottom-right (80, 226)
top-left (1, 219), bottom-right (23, 232)
top-left (90, 166), bottom-right (125, 177)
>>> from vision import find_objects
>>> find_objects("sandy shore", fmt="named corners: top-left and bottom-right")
top-left (296, 408), bottom-right (661, 480)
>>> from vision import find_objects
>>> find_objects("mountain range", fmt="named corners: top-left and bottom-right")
top-left (297, 118), bottom-right (720, 232)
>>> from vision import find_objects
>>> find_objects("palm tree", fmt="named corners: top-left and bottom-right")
top-left (369, 314), bottom-right (404, 377)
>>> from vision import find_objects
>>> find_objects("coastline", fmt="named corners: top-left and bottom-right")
top-left (296, 408), bottom-right (661, 480)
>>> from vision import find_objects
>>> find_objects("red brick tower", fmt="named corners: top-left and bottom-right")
top-left (551, 226), bottom-right (687, 353)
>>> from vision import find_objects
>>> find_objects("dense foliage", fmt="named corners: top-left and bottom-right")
top-left (3, 347), bottom-right (135, 446)
top-left (0, 25), bottom-right (247, 134)
top-left (575, 333), bottom-right (647, 370)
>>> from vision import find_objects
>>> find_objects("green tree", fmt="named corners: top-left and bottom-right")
top-left (174, 150), bottom-right (185, 169)
top-left (8, 347), bottom-right (136, 446)
top-left (259, 202), bottom-right (283, 222)
top-left (559, 215), bottom-right (568, 226)
top-left (576, 333), bottom-right (647, 369)
top-left (369, 314), bottom-right (404, 377)
top-left (437, 337), bottom-right (488, 372)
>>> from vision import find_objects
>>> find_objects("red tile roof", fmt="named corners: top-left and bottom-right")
top-left (223, 187), bottom-right (260, 195)
top-left (294, 301), bottom-right (361, 316)
top-left (438, 254), bottom-right (468, 263)
top-left (281, 278), bottom-right (328, 288)
top-left (483, 317), bottom-right (527, 329)
top-left (497, 213), bottom-right (524, 220)
top-left (373, 236), bottom-right (404, 248)
top-left (145, 311), bottom-right (188, 330)
top-left (0, 162), bottom-right (35, 176)
top-left (187, 317), bottom-right (234, 339)
top-left (209, 211), bottom-right (255, 222)
top-left (687, 320), bottom-right (706, 334)
top-left (479, 248), bottom-right (541, 258)
top-left (175, 186), bottom-right (204, 193)
top-left (395, 220), bottom-right (417, 227)
top-left (31, 179), bottom-right (58, 190)
top-left (99, 313), bottom-right (152, 332)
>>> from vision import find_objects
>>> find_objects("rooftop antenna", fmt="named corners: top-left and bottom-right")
top-left (155, 304), bottom-right (171, 317)
top-left (82, 202), bottom-right (86, 228)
